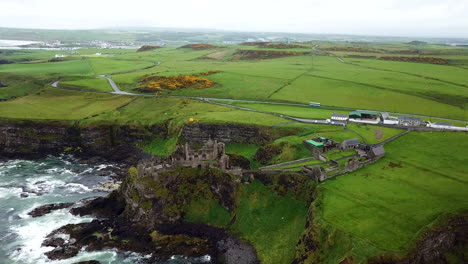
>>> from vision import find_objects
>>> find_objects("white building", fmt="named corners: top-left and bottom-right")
top-left (54, 54), bottom-right (67, 58)
top-left (331, 113), bottom-right (349, 121)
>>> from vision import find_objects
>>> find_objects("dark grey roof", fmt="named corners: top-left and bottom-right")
top-left (371, 146), bottom-right (385, 156)
top-left (342, 138), bottom-right (360, 147)
top-left (433, 122), bottom-right (452, 126)
top-left (398, 116), bottom-right (421, 121)
top-left (332, 113), bottom-right (349, 118)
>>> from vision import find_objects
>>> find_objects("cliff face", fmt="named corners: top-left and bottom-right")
top-left (0, 120), bottom-right (164, 162)
top-left (0, 121), bottom-right (270, 161)
top-left (120, 165), bottom-right (237, 230)
top-left (401, 212), bottom-right (468, 264)
top-left (182, 123), bottom-right (271, 145)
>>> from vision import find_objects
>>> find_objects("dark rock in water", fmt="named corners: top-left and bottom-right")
top-left (34, 180), bottom-right (46, 185)
top-left (20, 193), bottom-right (29, 198)
top-left (28, 203), bottom-right (74, 217)
top-left (42, 237), bottom-right (65, 247)
top-left (45, 245), bottom-right (80, 260)
top-left (73, 261), bottom-right (101, 264)
top-left (70, 191), bottom-right (124, 218)
top-left (43, 219), bottom-right (212, 261)
top-left (157, 223), bottom-right (259, 264)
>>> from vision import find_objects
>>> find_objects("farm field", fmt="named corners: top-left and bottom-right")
top-left (313, 131), bottom-right (468, 262)
top-left (0, 88), bottom-right (133, 120)
top-left (1, 44), bottom-right (467, 121)
top-left (60, 76), bottom-right (113, 92)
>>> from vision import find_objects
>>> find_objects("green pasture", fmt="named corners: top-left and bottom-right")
top-left (0, 59), bottom-right (92, 76)
top-left (61, 76), bottom-right (112, 92)
top-left (0, 88), bottom-right (132, 120)
top-left (314, 131), bottom-right (468, 261)
top-left (230, 180), bottom-right (308, 264)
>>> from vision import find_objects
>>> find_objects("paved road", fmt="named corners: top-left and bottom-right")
top-left (97, 75), bottom-right (140, 95)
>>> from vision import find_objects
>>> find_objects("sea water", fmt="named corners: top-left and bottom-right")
top-left (0, 156), bottom-right (211, 264)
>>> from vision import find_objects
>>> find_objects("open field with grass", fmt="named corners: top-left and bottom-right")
top-left (0, 59), bottom-right (92, 76)
top-left (313, 131), bottom-right (468, 262)
top-left (2, 44), bottom-right (467, 121)
top-left (0, 88), bottom-right (133, 120)
top-left (60, 76), bottom-right (112, 92)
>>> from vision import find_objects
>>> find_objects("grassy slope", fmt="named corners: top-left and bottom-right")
top-left (314, 131), bottom-right (468, 262)
top-left (185, 180), bottom-right (309, 264)
top-left (231, 181), bottom-right (308, 264)
top-left (60, 76), bottom-right (112, 92)
top-left (87, 97), bottom-right (287, 126)
top-left (0, 59), bottom-right (92, 75)
top-left (0, 88), bottom-right (133, 120)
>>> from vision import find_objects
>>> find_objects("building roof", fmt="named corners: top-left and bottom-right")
top-left (398, 116), bottom-right (421, 121)
top-left (433, 122), bottom-right (452, 126)
top-left (332, 113), bottom-right (349, 118)
top-left (342, 138), bottom-right (360, 147)
top-left (349, 111), bottom-right (362, 118)
top-left (306, 139), bottom-right (323, 148)
top-left (357, 110), bottom-right (380, 115)
top-left (371, 146), bottom-right (385, 156)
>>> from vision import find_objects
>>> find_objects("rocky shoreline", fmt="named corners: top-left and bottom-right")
top-left (32, 190), bottom-right (258, 264)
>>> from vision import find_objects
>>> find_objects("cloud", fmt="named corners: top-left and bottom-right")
top-left (1, 0), bottom-right (467, 37)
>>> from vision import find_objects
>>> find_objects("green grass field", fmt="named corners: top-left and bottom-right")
top-left (313, 131), bottom-right (468, 262)
top-left (60, 76), bottom-right (112, 92)
top-left (2, 45), bottom-right (467, 121)
top-left (231, 181), bottom-right (308, 264)
top-left (0, 88), bottom-right (133, 120)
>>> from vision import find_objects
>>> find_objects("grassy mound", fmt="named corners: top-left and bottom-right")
top-left (233, 49), bottom-right (310, 60)
top-left (137, 45), bottom-right (161, 52)
top-left (241, 42), bottom-right (309, 49)
top-left (379, 56), bottom-right (448, 65)
top-left (180, 44), bottom-right (219, 50)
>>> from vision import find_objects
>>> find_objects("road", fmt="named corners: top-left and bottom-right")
top-left (97, 75), bottom-right (141, 95)
top-left (49, 59), bottom-right (468, 126)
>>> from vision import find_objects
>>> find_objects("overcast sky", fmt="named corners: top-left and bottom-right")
top-left (1, 0), bottom-right (467, 38)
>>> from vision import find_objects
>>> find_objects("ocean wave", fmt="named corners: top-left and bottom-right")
top-left (9, 209), bottom-right (94, 264)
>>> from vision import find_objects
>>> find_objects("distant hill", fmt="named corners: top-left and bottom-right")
top-left (407, 40), bottom-right (428, 45)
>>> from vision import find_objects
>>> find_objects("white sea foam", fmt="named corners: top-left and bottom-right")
top-left (0, 187), bottom-right (22, 199)
top-left (64, 183), bottom-right (91, 194)
top-left (9, 209), bottom-right (94, 264)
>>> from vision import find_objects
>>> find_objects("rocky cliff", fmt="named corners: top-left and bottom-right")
top-left (0, 120), bottom-right (272, 162)
top-left (0, 120), bottom-right (165, 162)
top-left (181, 123), bottom-right (271, 145)
top-left (120, 165), bottom-right (238, 229)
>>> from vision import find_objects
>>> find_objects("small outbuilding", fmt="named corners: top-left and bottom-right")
top-left (367, 146), bottom-right (385, 159)
top-left (341, 138), bottom-right (360, 150)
